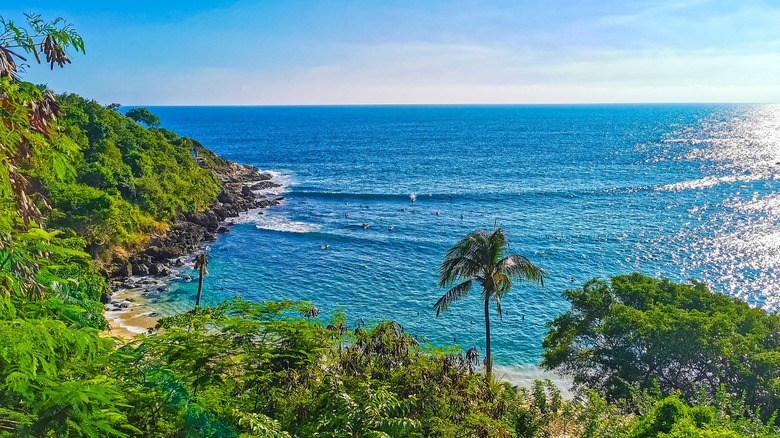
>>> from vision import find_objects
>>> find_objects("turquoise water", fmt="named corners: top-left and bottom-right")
top-left (145, 104), bottom-right (780, 366)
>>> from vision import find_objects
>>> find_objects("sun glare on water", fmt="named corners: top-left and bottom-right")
top-left (670, 105), bottom-right (780, 310)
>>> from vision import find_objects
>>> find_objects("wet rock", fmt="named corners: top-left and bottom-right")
top-left (132, 263), bottom-right (150, 276)
top-left (158, 246), bottom-right (183, 259)
top-left (217, 191), bottom-right (233, 204)
top-left (250, 181), bottom-right (281, 190)
top-left (114, 262), bottom-right (132, 278)
top-left (212, 206), bottom-right (228, 221)
top-left (145, 246), bottom-right (161, 258)
top-left (217, 225), bottom-right (230, 234)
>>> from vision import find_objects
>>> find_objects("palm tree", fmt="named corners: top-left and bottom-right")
top-left (434, 228), bottom-right (545, 378)
top-left (194, 252), bottom-right (208, 308)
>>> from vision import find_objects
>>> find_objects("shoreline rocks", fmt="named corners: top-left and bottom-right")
top-left (104, 161), bottom-right (283, 310)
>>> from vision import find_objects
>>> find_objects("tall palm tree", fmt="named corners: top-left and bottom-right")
top-left (194, 252), bottom-right (208, 308)
top-left (434, 228), bottom-right (545, 378)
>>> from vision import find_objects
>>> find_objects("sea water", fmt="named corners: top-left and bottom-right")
top-left (142, 104), bottom-right (780, 367)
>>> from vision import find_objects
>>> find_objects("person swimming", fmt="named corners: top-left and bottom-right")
top-left (388, 226), bottom-right (394, 231)
top-left (345, 213), bottom-right (350, 218)
top-left (321, 244), bottom-right (330, 249)
top-left (361, 223), bottom-right (370, 229)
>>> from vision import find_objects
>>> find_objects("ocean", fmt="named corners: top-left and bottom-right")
top-left (140, 104), bottom-right (780, 367)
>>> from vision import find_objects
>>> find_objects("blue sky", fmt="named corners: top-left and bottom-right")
top-left (3, 0), bottom-right (780, 105)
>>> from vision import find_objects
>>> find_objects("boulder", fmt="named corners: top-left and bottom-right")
top-left (114, 262), bottom-right (132, 278)
top-left (217, 191), bottom-right (233, 204)
top-left (250, 181), bottom-right (281, 190)
top-left (157, 246), bottom-right (183, 259)
top-left (145, 246), bottom-right (162, 258)
top-left (132, 263), bottom-right (150, 276)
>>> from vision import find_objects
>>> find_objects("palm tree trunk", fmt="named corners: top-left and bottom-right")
top-left (484, 297), bottom-right (492, 378)
top-left (196, 265), bottom-right (204, 308)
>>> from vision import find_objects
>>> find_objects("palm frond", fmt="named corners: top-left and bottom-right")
top-left (496, 254), bottom-right (546, 286)
top-left (493, 271), bottom-right (513, 294)
top-left (433, 279), bottom-right (473, 317)
top-left (438, 231), bottom-right (491, 286)
top-left (488, 228), bottom-right (505, 264)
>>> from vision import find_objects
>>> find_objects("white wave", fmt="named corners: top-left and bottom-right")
top-left (266, 170), bottom-right (294, 189)
top-left (231, 208), bottom-right (267, 225)
top-left (246, 170), bottom-right (293, 196)
top-left (234, 210), bottom-right (319, 233)
top-left (256, 220), bottom-right (318, 233)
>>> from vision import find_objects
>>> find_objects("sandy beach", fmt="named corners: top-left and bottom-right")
top-left (103, 287), bottom-right (158, 340)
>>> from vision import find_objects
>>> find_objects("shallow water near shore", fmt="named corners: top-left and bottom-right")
top-left (134, 104), bottom-right (780, 369)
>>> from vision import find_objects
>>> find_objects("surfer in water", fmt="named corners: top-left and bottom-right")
top-left (321, 244), bottom-right (330, 249)
top-left (388, 226), bottom-right (394, 231)
top-left (361, 223), bottom-right (370, 229)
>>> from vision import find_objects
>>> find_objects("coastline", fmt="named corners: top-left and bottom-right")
top-left (104, 161), bottom-right (285, 339)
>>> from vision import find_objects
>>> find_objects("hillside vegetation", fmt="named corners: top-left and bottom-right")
top-left (40, 93), bottom-right (222, 258)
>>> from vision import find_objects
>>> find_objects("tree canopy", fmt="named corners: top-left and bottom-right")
top-left (541, 273), bottom-right (780, 418)
top-left (125, 107), bottom-right (160, 128)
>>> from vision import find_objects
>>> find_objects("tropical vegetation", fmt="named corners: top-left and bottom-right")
top-left (542, 273), bottom-right (780, 421)
top-left (1, 11), bottom-right (779, 438)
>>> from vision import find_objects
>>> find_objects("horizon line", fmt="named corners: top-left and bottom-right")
top-left (120, 101), bottom-right (773, 108)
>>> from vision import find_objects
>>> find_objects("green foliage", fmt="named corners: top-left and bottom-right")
top-left (0, 13), bottom-right (225, 436)
top-left (542, 273), bottom-right (780, 419)
top-left (33, 93), bottom-right (223, 254)
top-left (0, 297), bottom-right (135, 437)
top-left (125, 107), bottom-right (160, 127)
top-left (112, 299), bottom-right (529, 437)
top-left (0, 13), bottom-right (85, 75)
